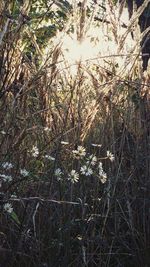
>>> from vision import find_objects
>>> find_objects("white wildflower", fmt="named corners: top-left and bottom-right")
top-left (87, 154), bottom-right (97, 166)
top-left (68, 170), bottom-right (79, 183)
top-left (61, 141), bottom-right (69, 145)
top-left (4, 203), bottom-right (13, 213)
top-left (98, 161), bottom-right (103, 170)
top-left (80, 165), bottom-right (93, 176)
top-left (31, 146), bottom-right (39, 157)
top-left (2, 162), bottom-right (13, 170)
top-left (98, 161), bottom-right (107, 183)
top-left (107, 151), bottom-right (115, 162)
top-left (91, 143), bottom-right (102, 147)
top-left (55, 168), bottom-right (62, 176)
top-left (99, 172), bottom-right (107, 184)
top-left (55, 168), bottom-right (63, 181)
top-left (20, 169), bottom-right (29, 177)
top-left (98, 162), bottom-right (103, 175)
top-left (0, 174), bottom-right (12, 182)
top-left (45, 155), bottom-right (55, 161)
top-left (72, 146), bottom-right (86, 158)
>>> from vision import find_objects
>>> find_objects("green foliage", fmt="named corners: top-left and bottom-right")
top-left (10, 211), bottom-right (20, 225)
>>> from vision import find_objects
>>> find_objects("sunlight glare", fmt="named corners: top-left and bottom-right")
top-left (42, 2), bottom-right (136, 77)
top-left (62, 34), bottom-right (100, 64)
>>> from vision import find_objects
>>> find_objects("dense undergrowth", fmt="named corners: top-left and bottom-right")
top-left (0, 1), bottom-right (150, 266)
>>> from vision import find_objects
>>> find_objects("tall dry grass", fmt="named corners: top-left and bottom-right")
top-left (0, 1), bottom-right (150, 266)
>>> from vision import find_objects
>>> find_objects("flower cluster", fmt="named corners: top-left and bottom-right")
top-left (54, 146), bottom-right (114, 184)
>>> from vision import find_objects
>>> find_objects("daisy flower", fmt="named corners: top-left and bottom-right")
top-left (107, 151), bottom-right (115, 162)
top-left (80, 165), bottom-right (93, 176)
top-left (99, 172), bottom-right (107, 184)
top-left (68, 170), bottom-right (79, 183)
top-left (72, 146), bottom-right (86, 158)
top-left (4, 203), bottom-right (13, 213)
top-left (55, 168), bottom-right (63, 181)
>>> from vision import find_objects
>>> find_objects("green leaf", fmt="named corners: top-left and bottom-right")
top-left (10, 211), bottom-right (21, 225)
